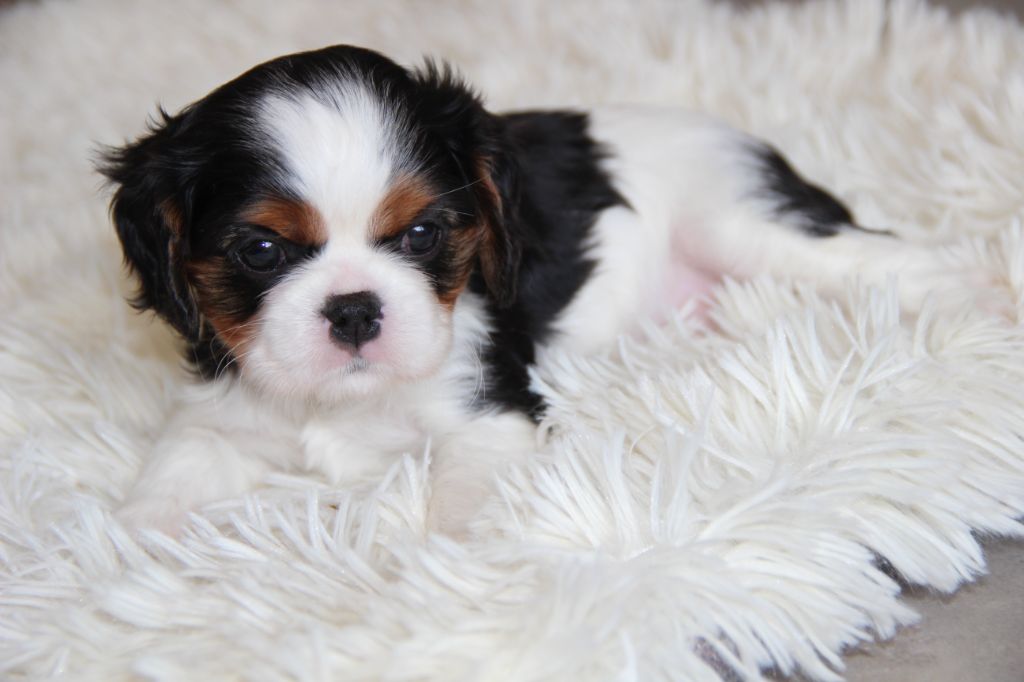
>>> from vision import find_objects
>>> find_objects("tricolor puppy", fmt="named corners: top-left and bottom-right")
top-left (102, 45), bottom-right (962, 534)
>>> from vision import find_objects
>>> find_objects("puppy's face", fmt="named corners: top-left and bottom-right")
top-left (102, 46), bottom-right (517, 403)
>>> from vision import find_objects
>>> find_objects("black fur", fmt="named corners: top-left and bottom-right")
top-left (756, 145), bottom-right (855, 237)
top-left (99, 110), bottom-right (203, 340)
top-left (471, 112), bottom-right (627, 416)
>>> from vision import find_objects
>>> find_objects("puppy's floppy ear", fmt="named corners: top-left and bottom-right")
top-left (411, 62), bottom-right (522, 307)
top-left (471, 149), bottom-right (521, 307)
top-left (98, 109), bottom-right (201, 340)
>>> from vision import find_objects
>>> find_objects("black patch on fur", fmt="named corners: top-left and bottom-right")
top-left (756, 145), bottom-right (856, 237)
top-left (470, 111), bottom-right (627, 417)
top-left (98, 110), bottom-right (203, 339)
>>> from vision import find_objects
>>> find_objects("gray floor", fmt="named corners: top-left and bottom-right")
top-left (844, 539), bottom-right (1024, 682)
top-left (726, 0), bottom-right (1024, 20)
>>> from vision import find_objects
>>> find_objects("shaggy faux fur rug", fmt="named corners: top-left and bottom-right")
top-left (2, 1), bottom-right (1023, 680)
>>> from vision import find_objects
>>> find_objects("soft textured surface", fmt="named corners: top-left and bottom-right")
top-left (2, 1), bottom-right (1023, 680)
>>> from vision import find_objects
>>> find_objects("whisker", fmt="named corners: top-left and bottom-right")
top-left (214, 344), bottom-right (262, 381)
top-left (432, 178), bottom-right (483, 199)
top-left (205, 318), bottom-right (264, 380)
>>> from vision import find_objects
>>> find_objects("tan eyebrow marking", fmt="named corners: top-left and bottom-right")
top-left (370, 175), bottom-right (438, 242)
top-left (241, 197), bottom-right (327, 247)
top-left (372, 173), bottom-right (487, 308)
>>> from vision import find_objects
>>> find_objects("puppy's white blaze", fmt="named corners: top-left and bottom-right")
top-left (259, 83), bottom-right (411, 237)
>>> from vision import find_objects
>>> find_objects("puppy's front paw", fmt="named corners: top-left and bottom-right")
top-left (115, 496), bottom-right (189, 537)
top-left (426, 481), bottom-right (493, 539)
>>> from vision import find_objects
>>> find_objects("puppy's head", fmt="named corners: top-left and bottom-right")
top-left (101, 46), bottom-right (518, 403)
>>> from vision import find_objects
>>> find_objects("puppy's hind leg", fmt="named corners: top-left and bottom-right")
top-left (590, 108), bottom-right (995, 324)
top-left (699, 144), bottom-right (1000, 317)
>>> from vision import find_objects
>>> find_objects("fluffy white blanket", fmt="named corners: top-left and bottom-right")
top-left (2, 1), bottom-right (1023, 679)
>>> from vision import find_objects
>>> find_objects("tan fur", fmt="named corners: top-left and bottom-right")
top-left (242, 198), bottom-right (327, 247)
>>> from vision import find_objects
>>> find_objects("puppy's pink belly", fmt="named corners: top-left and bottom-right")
top-left (653, 223), bottom-right (724, 322)
top-left (665, 263), bottom-right (719, 307)
top-left (644, 258), bottom-right (720, 326)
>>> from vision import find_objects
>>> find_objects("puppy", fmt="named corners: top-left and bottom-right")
top-left (101, 45), bottom-right (965, 534)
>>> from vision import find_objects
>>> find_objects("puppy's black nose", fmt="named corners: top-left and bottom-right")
top-left (321, 291), bottom-right (383, 349)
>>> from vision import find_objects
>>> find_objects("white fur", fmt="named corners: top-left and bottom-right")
top-left (121, 290), bottom-right (525, 534)
top-left (3, 1), bottom-right (1024, 681)
top-left (259, 89), bottom-right (402, 227)
top-left (244, 248), bottom-right (456, 402)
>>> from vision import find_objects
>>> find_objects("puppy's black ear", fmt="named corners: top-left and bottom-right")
top-left (471, 149), bottom-right (521, 308)
top-left (411, 62), bottom-right (522, 307)
top-left (98, 110), bottom-right (201, 340)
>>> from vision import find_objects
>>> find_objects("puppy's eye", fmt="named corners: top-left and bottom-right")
top-left (237, 239), bottom-right (285, 272)
top-left (401, 223), bottom-right (441, 257)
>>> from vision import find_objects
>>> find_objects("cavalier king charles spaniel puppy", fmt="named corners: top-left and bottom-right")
top-left (101, 45), bottom-right (968, 534)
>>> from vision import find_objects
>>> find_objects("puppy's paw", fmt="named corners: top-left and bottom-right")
top-left (958, 272), bottom-right (1015, 320)
top-left (425, 481), bottom-right (493, 540)
top-left (912, 269), bottom-right (1012, 320)
top-left (115, 496), bottom-right (189, 537)
top-left (895, 248), bottom-right (1013, 321)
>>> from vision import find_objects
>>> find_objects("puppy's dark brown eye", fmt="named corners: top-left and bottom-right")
top-left (401, 223), bottom-right (441, 257)
top-left (237, 239), bottom-right (285, 273)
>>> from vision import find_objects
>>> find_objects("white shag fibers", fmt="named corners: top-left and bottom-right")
top-left (2, 1), bottom-right (1023, 679)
